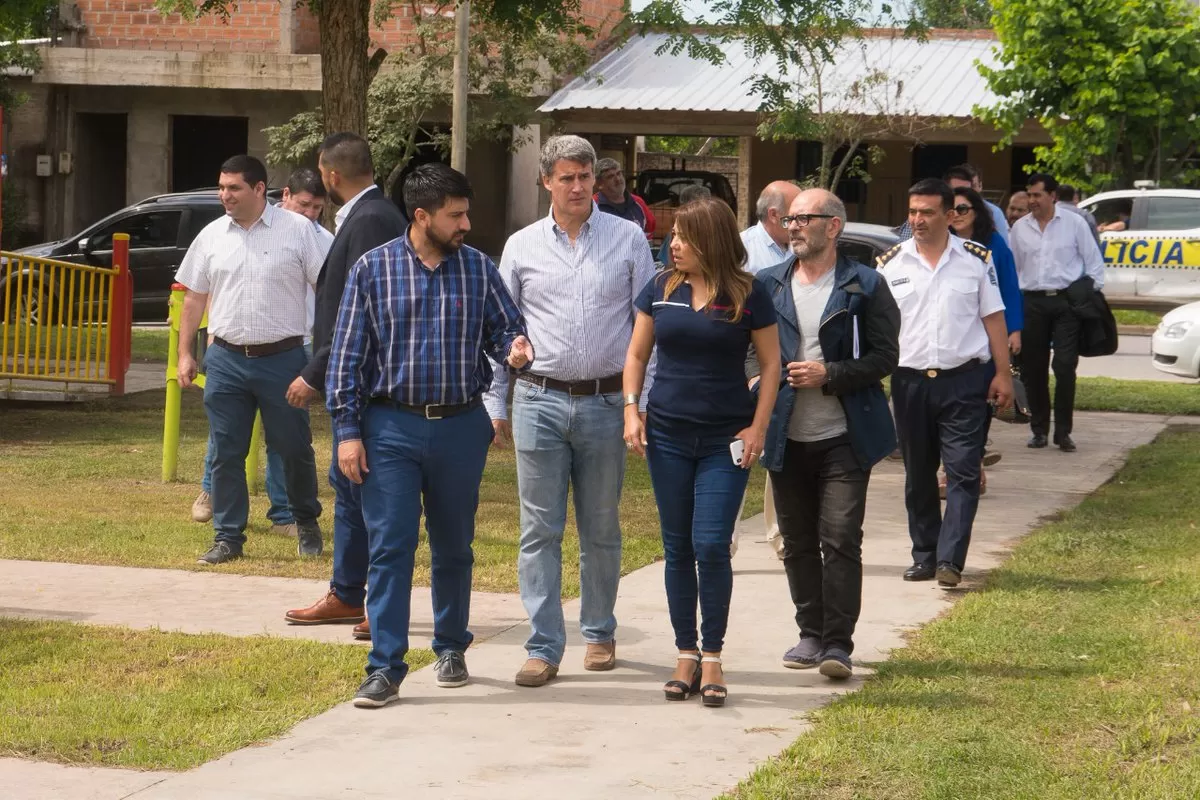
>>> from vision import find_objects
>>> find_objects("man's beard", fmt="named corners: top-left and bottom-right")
top-left (429, 228), bottom-right (466, 255)
top-left (790, 235), bottom-right (828, 260)
top-left (328, 188), bottom-right (346, 206)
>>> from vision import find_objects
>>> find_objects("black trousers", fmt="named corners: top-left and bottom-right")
top-left (892, 361), bottom-right (994, 571)
top-left (1021, 292), bottom-right (1081, 439)
top-left (771, 436), bottom-right (869, 655)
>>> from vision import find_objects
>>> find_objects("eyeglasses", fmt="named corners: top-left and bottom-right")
top-left (781, 214), bottom-right (835, 227)
top-left (952, 204), bottom-right (974, 215)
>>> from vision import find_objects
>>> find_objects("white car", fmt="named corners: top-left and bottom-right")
top-left (1151, 301), bottom-right (1200, 379)
top-left (1078, 187), bottom-right (1200, 303)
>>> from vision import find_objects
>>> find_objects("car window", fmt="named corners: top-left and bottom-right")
top-left (183, 207), bottom-right (225, 244)
top-left (89, 210), bottom-right (183, 251)
top-left (838, 239), bottom-right (879, 266)
top-left (1143, 197), bottom-right (1200, 231)
top-left (1087, 198), bottom-right (1134, 230)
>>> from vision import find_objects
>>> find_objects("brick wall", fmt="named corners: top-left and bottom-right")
top-left (77, 0), bottom-right (282, 52)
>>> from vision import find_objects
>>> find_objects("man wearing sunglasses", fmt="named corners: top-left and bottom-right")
top-left (747, 189), bottom-right (900, 679)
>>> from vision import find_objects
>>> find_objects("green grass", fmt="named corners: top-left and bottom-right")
top-left (1, 325), bottom-right (169, 367)
top-left (0, 389), bottom-right (763, 593)
top-left (0, 618), bottom-right (434, 770)
top-left (725, 428), bottom-right (1200, 799)
top-left (1113, 309), bottom-right (1164, 327)
top-left (131, 328), bottom-right (170, 363)
top-left (1075, 377), bottom-right (1200, 416)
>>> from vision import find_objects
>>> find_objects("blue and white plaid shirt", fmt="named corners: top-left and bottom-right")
top-left (327, 230), bottom-right (527, 442)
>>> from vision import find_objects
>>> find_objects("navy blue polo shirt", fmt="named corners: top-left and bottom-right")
top-left (635, 274), bottom-right (777, 437)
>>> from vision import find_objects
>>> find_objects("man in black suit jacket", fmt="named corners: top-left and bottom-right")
top-left (284, 132), bottom-right (408, 633)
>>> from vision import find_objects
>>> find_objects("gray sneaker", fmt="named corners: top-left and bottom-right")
top-left (296, 522), bottom-right (324, 557)
top-left (818, 647), bottom-right (853, 680)
top-left (782, 637), bottom-right (822, 669)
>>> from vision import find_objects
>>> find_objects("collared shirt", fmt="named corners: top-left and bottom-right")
top-left (880, 234), bottom-right (1006, 370)
top-left (175, 203), bottom-right (325, 345)
top-left (740, 221), bottom-right (789, 274)
top-left (1058, 201), bottom-right (1102, 247)
top-left (334, 185), bottom-right (379, 234)
top-left (306, 221), bottom-right (335, 341)
top-left (1010, 205), bottom-right (1106, 291)
top-left (327, 231), bottom-right (527, 442)
top-left (482, 204), bottom-right (658, 421)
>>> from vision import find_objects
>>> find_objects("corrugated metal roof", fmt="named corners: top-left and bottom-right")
top-left (540, 33), bottom-right (1000, 119)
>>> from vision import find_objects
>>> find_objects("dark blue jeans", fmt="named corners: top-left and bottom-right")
top-left (202, 344), bottom-right (321, 547)
top-left (358, 402), bottom-right (493, 683)
top-left (646, 425), bottom-right (750, 653)
top-left (892, 361), bottom-right (994, 571)
top-left (202, 434), bottom-right (292, 525)
top-left (329, 431), bottom-right (369, 608)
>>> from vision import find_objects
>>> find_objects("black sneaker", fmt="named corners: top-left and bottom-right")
top-left (297, 522), bottom-right (324, 557)
top-left (197, 541), bottom-right (242, 565)
top-left (936, 563), bottom-right (962, 587)
top-left (353, 670), bottom-right (400, 708)
top-left (435, 651), bottom-right (469, 688)
top-left (782, 637), bottom-right (822, 669)
top-left (818, 647), bottom-right (853, 680)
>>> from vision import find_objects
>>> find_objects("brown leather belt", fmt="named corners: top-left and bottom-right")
top-left (894, 358), bottom-right (982, 380)
top-left (214, 336), bottom-right (304, 358)
top-left (517, 372), bottom-right (623, 396)
top-left (370, 395), bottom-right (482, 420)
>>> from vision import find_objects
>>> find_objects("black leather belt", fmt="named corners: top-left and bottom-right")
top-left (369, 395), bottom-right (482, 420)
top-left (517, 372), bottom-right (623, 396)
top-left (1023, 288), bottom-right (1067, 297)
top-left (214, 336), bottom-right (303, 358)
top-left (895, 359), bottom-right (982, 380)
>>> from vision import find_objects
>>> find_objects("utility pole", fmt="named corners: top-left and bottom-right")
top-left (450, 1), bottom-right (470, 174)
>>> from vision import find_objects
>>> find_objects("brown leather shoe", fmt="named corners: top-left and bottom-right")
top-left (284, 590), bottom-right (365, 625)
top-left (352, 619), bottom-right (370, 640)
top-left (583, 640), bottom-right (616, 671)
top-left (514, 658), bottom-right (559, 687)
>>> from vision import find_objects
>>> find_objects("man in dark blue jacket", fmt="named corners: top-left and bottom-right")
top-left (745, 188), bottom-right (900, 680)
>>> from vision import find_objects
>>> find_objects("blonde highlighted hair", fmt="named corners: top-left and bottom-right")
top-left (663, 197), bottom-right (753, 322)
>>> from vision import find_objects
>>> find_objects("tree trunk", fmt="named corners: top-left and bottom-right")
top-left (318, 0), bottom-right (372, 136)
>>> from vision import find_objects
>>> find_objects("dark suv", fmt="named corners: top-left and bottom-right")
top-left (5, 189), bottom-right (282, 322)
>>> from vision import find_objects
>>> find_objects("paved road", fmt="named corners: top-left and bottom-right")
top-left (1076, 333), bottom-right (1196, 383)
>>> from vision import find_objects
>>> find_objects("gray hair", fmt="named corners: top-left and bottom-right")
top-left (540, 135), bottom-right (596, 178)
top-left (594, 157), bottom-right (621, 178)
top-left (756, 185), bottom-right (790, 220)
top-left (679, 184), bottom-right (711, 204)
top-left (818, 192), bottom-right (848, 231)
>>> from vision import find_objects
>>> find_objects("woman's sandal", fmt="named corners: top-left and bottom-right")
top-left (700, 654), bottom-right (727, 708)
top-left (663, 652), bottom-right (702, 701)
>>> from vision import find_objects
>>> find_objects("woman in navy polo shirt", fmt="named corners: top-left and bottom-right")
top-left (622, 197), bottom-right (781, 708)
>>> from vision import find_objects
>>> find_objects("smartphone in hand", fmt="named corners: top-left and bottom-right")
top-left (729, 439), bottom-right (745, 466)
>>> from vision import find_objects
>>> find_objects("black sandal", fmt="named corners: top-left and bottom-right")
top-left (663, 652), bottom-right (702, 701)
top-left (700, 654), bottom-right (727, 708)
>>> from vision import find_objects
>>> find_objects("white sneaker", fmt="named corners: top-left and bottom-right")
top-left (191, 491), bottom-right (212, 523)
top-left (729, 529), bottom-right (740, 557)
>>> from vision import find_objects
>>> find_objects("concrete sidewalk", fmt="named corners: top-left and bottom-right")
top-left (0, 411), bottom-right (1174, 799)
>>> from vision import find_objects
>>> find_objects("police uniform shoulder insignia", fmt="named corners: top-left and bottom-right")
top-left (876, 243), bottom-right (903, 268)
top-left (963, 240), bottom-right (991, 262)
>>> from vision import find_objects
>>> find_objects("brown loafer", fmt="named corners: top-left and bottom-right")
top-left (284, 590), bottom-right (365, 625)
top-left (353, 619), bottom-right (370, 640)
top-left (583, 640), bottom-right (616, 671)
top-left (514, 658), bottom-right (559, 687)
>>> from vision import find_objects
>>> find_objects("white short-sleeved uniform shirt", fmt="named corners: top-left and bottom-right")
top-left (879, 234), bottom-right (1006, 370)
top-left (174, 203), bottom-right (326, 346)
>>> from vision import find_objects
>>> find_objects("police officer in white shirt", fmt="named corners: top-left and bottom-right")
top-left (1010, 173), bottom-right (1106, 453)
top-left (176, 155), bottom-right (328, 566)
top-left (878, 179), bottom-right (1013, 588)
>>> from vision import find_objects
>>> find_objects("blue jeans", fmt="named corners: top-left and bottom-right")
top-left (202, 344), bottom-right (322, 547)
top-left (329, 430), bottom-right (368, 607)
top-left (202, 435), bottom-right (293, 525)
top-left (646, 425), bottom-right (750, 653)
top-left (512, 382), bottom-right (626, 666)
top-left (359, 402), bottom-right (493, 683)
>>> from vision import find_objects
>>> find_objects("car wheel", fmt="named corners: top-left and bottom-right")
top-left (3, 276), bottom-right (59, 326)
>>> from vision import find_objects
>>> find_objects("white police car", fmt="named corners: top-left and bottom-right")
top-left (1078, 186), bottom-right (1200, 302)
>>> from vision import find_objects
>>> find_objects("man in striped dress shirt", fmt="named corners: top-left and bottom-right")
top-left (484, 135), bottom-right (658, 688)
top-left (327, 163), bottom-right (531, 708)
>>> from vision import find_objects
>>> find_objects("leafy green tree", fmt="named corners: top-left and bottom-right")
top-left (911, 0), bottom-right (992, 29)
top-left (643, 136), bottom-right (738, 157)
top-left (629, 1), bottom-right (926, 191)
top-left (978, 0), bottom-right (1200, 189)
top-left (0, 0), bottom-right (56, 106)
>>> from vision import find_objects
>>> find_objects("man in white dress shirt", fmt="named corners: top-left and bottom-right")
top-left (742, 181), bottom-right (801, 274)
top-left (484, 135), bottom-right (657, 687)
top-left (879, 178), bottom-right (1013, 589)
top-left (1010, 173), bottom-right (1106, 453)
top-left (175, 155), bottom-right (327, 565)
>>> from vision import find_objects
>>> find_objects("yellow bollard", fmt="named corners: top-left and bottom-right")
top-left (162, 285), bottom-right (263, 495)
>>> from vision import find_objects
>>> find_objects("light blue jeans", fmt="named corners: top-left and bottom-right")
top-left (512, 381), bottom-right (626, 666)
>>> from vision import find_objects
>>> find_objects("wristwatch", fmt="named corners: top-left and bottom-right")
top-left (624, 393), bottom-right (639, 407)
